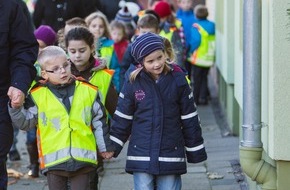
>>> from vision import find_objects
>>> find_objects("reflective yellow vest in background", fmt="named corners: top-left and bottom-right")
top-left (188, 23), bottom-right (215, 68)
top-left (100, 46), bottom-right (114, 68)
top-left (31, 81), bottom-right (98, 170)
top-left (89, 69), bottom-right (114, 105)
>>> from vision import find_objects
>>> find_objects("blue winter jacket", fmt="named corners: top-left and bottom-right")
top-left (176, 9), bottom-right (197, 49)
top-left (189, 18), bottom-right (215, 55)
top-left (110, 64), bottom-right (207, 175)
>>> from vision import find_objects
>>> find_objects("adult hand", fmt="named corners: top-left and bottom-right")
top-left (7, 86), bottom-right (25, 108)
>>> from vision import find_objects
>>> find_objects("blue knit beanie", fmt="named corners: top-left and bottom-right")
top-left (131, 32), bottom-right (164, 63)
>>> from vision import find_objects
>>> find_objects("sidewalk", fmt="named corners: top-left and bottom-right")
top-left (7, 98), bottom-right (247, 190)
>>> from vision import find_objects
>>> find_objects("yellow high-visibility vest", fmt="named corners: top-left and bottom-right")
top-left (100, 46), bottom-right (114, 68)
top-left (89, 69), bottom-right (114, 115)
top-left (188, 23), bottom-right (215, 67)
top-left (31, 81), bottom-right (98, 170)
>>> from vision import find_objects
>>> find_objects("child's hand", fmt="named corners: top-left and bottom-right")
top-left (100, 152), bottom-right (114, 159)
top-left (7, 87), bottom-right (25, 108)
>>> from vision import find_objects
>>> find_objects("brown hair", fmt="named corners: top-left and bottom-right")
top-left (65, 17), bottom-right (87, 27)
top-left (137, 14), bottom-right (159, 31)
top-left (194, 4), bottom-right (209, 19)
top-left (110, 20), bottom-right (127, 40)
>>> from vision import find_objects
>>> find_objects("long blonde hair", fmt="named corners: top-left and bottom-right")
top-left (85, 11), bottom-right (111, 39)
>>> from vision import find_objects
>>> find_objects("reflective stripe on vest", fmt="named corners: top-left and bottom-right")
top-left (31, 81), bottom-right (98, 169)
top-left (188, 24), bottom-right (215, 67)
top-left (100, 46), bottom-right (114, 68)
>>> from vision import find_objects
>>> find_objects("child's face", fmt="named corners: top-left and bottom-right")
top-left (88, 17), bottom-right (105, 39)
top-left (111, 27), bottom-right (124, 43)
top-left (178, 0), bottom-right (193, 11)
top-left (143, 49), bottom-right (166, 80)
top-left (138, 27), bottom-right (158, 35)
top-left (67, 40), bottom-right (94, 71)
top-left (41, 55), bottom-right (72, 85)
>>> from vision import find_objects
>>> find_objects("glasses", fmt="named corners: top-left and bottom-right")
top-left (45, 61), bottom-right (71, 74)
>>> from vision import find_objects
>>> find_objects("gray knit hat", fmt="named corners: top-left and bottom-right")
top-left (131, 32), bottom-right (164, 63)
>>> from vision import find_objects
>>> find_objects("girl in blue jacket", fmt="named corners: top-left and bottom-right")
top-left (110, 32), bottom-right (207, 190)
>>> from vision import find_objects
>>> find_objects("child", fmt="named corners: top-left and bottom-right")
top-left (110, 20), bottom-right (129, 68)
top-left (85, 11), bottom-right (121, 92)
top-left (8, 46), bottom-right (114, 190)
top-left (34, 25), bottom-right (57, 50)
top-left (188, 4), bottom-right (215, 105)
top-left (65, 27), bottom-right (118, 117)
top-left (153, 1), bottom-right (186, 69)
top-left (110, 32), bottom-right (207, 190)
top-left (65, 26), bottom-right (119, 179)
top-left (28, 24), bottom-right (57, 178)
top-left (9, 24), bottom-right (57, 177)
top-left (57, 17), bottom-right (88, 51)
top-left (120, 13), bottom-right (160, 88)
top-left (114, 5), bottom-right (136, 40)
top-left (176, 0), bottom-right (197, 77)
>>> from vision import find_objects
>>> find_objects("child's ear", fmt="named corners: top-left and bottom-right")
top-left (41, 70), bottom-right (49, 80)
top-left (91, 44), bottom-right (95, 54)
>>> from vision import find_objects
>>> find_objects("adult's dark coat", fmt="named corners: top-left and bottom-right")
top-left (0, 0), bottom-right (38, 188)
top-left (33, 0), bottom-right (98, 32)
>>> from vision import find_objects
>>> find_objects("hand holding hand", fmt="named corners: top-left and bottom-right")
top-left (7, 86), bottom-right (25, 108)
top-left (100, 151), bottom-right (114, 159)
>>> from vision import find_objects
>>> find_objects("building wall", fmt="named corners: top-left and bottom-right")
top-left (215, 0), bottom-right (290, 188)
top-left (215, 0), bottom-right (290, 160)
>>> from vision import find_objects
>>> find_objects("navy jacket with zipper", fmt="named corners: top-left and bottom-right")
top-left (110, 64), bottom-right (207, 175)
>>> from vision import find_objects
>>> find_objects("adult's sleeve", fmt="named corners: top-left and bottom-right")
top-left (10, 2), bottom-right (38, 94)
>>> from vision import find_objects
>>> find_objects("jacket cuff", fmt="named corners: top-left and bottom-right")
top-left (186, 148), bottom-right (207, 163)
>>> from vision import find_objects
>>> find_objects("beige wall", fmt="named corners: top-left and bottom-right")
top-left (215, 0), bottom-right (290, 160)
top-left (268, 0), bottom-right (290, 160)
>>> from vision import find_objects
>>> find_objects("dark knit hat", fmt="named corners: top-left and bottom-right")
top-left (131, 32), bottom-right (165, 63)
top-left (153, 1), bottom-right (171, 18)
top-left (34, 25), bottom-right (56, 46)
top-left (115, 6), bottom-right (133, 24)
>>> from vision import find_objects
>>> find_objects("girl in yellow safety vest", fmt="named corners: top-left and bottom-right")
top-left (85, 11), bottom-right (121, 93)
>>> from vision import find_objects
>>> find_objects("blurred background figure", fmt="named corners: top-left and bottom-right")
top-left (188, 4), bottom-right (215, 105)
top-left (33, 0), bottom-right (98, 32)
top-left (114, 5), bottom-right (137, 40)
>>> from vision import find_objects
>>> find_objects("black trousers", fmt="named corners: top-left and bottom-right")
top-left (0, 102), bottom-right (14, 190)
top-left (191, 65), bottom-right (210, 104)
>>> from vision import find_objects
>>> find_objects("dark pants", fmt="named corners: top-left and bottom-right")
top-left (47, 170), bottom-right (97, 190)
top-left (192, 65), bottom-right (210, 104)
top-left (0, 98), bottom-right (14, 190)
